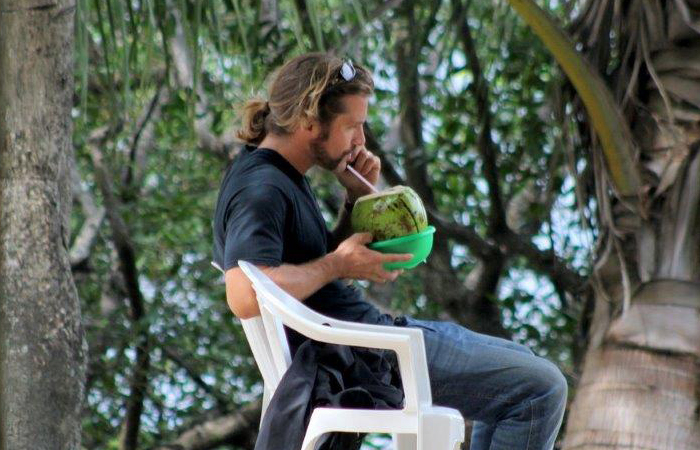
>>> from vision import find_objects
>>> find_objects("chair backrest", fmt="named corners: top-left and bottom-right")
top-left (236, 261), bottom-right (326, 383)
top-left (210, 260), bottom-right (294, 394)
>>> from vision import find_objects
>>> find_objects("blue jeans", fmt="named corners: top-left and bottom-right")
top-left (395, 317), bottom-right (567, 450)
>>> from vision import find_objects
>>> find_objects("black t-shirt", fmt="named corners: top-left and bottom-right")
top-left (212, 145), bottom-right (390, 350)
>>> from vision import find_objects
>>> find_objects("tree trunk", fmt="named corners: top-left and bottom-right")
top-left (563, 146), bottom-right (700, 448)
top-left (0, 1), bottom-right (87, 449)
top-left (545, 0), bottom-right (700, 445)
top-left (564, 281), bottom-right (700, 449)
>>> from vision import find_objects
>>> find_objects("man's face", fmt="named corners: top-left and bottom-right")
top-left (310, 95), bottom-right (368, 171)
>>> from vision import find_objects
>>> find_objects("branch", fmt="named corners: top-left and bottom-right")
top-left (259, 0), bottom-right (279, 37)
top-left (72, 81), bottom-right (168, 270)
top-left (501, 229), bottom-right (587, 293)
top-left (394, 3), bottom-right (435, 205)
top-left (85, 267), bottom-right (126, 392)
top-left (154, 400), bottom-right (262, 450)
top-left (86, 68), bottom-right (167, 100)
top-left (460, 254), bottom-right (509, 336)
top-left (292, 0), bottom-right (319, 50)
top-left (435, 209), bottom-right (586, 295)
top-left (419, 0), bottom-right (442, 48)
top-left (168, 6), bottom-right (238, 162)
top-left (123, 85), bottom-right (169, 195)
top-left (69, 161), bottom-right (105, 269)
top-left (452, 0), bottom-right (507, 233)
top-left (426, 208), bottom-right (494, 260)
top-left (89, 144), bottom-right (144, 318)
top-left (333, 0), bottom-right (408, 55)
top-left (89, 139), bottom-right (150, 450)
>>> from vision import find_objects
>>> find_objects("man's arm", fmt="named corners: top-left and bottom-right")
top-left (225, 233), bottom-right (411, 319)
top-left (225, 253), bottom-right (340, 319)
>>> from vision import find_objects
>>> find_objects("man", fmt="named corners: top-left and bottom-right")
top-left (213, 53), bottom-right (567, 450)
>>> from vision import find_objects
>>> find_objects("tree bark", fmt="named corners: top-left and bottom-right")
top-left (0, 1), bottom-right (87, 449)
top-left (564, 281), bottom-right (700, 449)
top-left (562, 109), bottom-right (700, 450)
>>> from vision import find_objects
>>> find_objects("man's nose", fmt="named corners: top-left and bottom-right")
top-left (353, 127), bottom-right (366, 147)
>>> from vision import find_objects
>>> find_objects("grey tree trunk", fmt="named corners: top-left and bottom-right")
top-left (0, 1), bottom-right (87, 449)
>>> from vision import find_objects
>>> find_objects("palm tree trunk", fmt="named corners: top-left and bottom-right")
top-left (562, 101), bottom-right (700, 448)
top-left (564, 281), bottom-right (700, 449)
top-left (502, 1), bottom-right (700, 446)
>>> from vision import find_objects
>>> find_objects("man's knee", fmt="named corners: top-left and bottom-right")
top-left (551, 366), bottom-right (568, 406)
top-left (533, 359), bottom-right (568, 407)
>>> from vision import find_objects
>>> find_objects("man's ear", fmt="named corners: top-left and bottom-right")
top-left (302, 116), bottom-right (321, 137)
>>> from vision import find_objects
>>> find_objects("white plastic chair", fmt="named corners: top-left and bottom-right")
top-left (212, 260), bottom-right (464, 450)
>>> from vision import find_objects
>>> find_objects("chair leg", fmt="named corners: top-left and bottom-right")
top-left (418, 409), bottom-right (465, 450)
top-left (301, 416), bottom-right (330, 450)
top-left (300, 432), bottom-right (324, 450)
top-left (419, 429), bottom-right (462, 450)
top-left (394, 433), bottom-right (417, 450)
top-left (260, 387), bottom-right (272, 425)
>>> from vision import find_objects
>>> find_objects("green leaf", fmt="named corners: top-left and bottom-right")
top-left (304, 0), bottom-right (325, 51)
top-left (504, 0), bottom-right (642, 198)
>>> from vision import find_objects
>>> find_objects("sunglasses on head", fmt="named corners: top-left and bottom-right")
top-left (338, 59), bottom-right (356, 82)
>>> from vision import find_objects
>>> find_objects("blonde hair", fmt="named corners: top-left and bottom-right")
top-left (237, 53), bottom-right (374, 145)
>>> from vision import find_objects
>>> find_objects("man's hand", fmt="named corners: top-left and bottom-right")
top-left (331, 232), bottom-right (412, 283)
top-left (334, 146), bottom-right (381, 203)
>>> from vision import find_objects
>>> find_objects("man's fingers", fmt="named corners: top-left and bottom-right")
top-left (381, 252), bottom-right (413, 262)
top-left (386, 270), bottom-right (403, 281)
top-left (353, 232), bottom-right (374, 244)
top-left (357, 151), bottom-right (379, 174)
top-left (359, 152), bottom-right (375, 172)
top-left (365, 272), bottom-right (385, 283)
top-left (373, 269), bottom-right (403, 283)
top-left (366, 156), bottom-right (380, 176)
top-left (359, 157), bottom-right (374, 175)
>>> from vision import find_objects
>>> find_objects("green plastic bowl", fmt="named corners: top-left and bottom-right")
top-left (368, 226), bottom-right (436, 270)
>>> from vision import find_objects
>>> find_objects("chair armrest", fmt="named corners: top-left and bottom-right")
top-left (315, 315), bottom-right (423, 338)
top-left (271, 303), bottom-right (414, 352)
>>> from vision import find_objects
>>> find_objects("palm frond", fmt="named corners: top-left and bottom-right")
top-left (506, 0), bottom-right (642, 198)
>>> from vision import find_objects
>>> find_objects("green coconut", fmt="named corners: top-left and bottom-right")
top-left (350, 185), bottom-right (428, 241)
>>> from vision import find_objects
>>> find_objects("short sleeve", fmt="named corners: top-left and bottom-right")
top-left (223, 184), bottom-right (288, 270)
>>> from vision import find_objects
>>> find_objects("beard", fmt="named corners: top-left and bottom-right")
top-left (310, 126), bottom-right (352, 171)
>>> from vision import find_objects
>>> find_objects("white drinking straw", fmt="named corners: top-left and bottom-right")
top-left (346, 165), bottom-right (379, 193)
